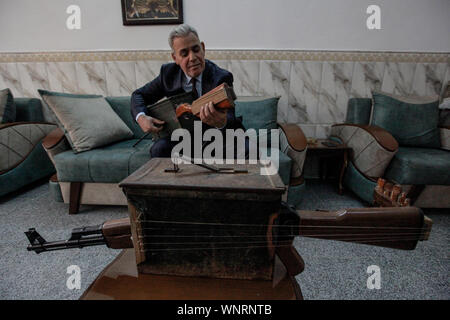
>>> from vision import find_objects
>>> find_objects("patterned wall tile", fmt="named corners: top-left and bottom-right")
top-left (135, 60), bottom-right (167, 88)
top-left (259, 61), bottom-right (291, 122)
top-left (17, 62), bottom-right (49, 98)
top-left (381, 62), bottom-right (417, 96)
top-left (0, 63), bottom-right (22, 97)
top-left (46, 62), bottom-right (78, 93)
top-left (75, 62), bottom-right (108, 96)
top-left (105, 61), bottom-right (136, 96)
top-left (288, 61), bottom-right (323, 124)
top-left (410, 63), bottom-right (447, 97)
top-left (229, 60), bottom-right (260, 96)
top-left (317, 62), bottom-right (354, 124)
top-left (350, 62), bottom-right (385, 98)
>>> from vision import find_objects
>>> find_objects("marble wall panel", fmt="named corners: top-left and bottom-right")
top-left (17, 63), bottom-right (49, 98)
top-left (288, 61), bottom-right (323, 124)
top-left (229, 60), bottom-right (260, 96)
top-left (105, 61), bottom-right (137, 96)
top-left (350, 62), bottom-right (385, 98)
top-left (316, 124), bottom-right (332, 139)
top-left (317, 62), bottom-right (354, 124)
top-left (0, 63), bottom-right (22, 97)
top-left (75, 62), bottom-right (108, 96)
top-left (259, 61), bottom-right (291, 122)
top-left (439, 63), bottom-right (450, 99)
top-left (46, 62), bottom-right (78, 93)
top-left (135, 60), bottom-right (167, 88)
top-left (410, 63), bottom-right (447, 97)
top-left (380, 62), bottom-right (417, 96)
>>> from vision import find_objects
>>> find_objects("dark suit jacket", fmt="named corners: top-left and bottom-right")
top-left (131, 59), bottom-right (244, 130)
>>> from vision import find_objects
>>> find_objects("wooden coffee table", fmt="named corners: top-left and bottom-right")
top-left (306, 139), bottom-right (350, 194)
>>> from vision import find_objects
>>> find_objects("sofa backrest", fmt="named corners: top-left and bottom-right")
top-left (345, 98), bottom-right (372, 125)
top-left (104, 96), bottom-right (147, 139)
top-left (14, 98), bottom-right (45, 122)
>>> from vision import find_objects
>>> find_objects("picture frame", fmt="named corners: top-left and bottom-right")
top-left (121, 0), bottom-right (183, 25)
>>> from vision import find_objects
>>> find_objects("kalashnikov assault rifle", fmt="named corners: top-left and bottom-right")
top-left (26, 203), bottom-right (432, 254)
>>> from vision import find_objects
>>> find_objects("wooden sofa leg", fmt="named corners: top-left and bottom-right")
top-left (69, 182), bottom-right (83, 214)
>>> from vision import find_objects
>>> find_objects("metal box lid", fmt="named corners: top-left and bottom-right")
top-left (119, 158), bottom-right (286, 198)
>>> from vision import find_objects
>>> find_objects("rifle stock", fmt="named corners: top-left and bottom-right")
top-left (295, 207), bottom-right (432, 250)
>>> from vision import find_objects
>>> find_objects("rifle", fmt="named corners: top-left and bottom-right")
top-left (25, 218), bottom-right (132, 253)
top-left (26, 205), bottom-right (432, 254)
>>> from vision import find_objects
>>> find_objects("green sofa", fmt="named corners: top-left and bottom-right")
top-left (0, 98), bottom-right (56, 197)
top-left (44, 96), bottom-right (308, 214)
top-left (330, 96), bottom-right (450, 208)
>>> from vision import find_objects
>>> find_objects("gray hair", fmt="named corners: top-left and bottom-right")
top-left (168, 24), bottom-right (200, 51)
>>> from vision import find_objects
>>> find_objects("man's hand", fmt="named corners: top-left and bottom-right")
top-left (137, 115), bottom-right (165, 133)
top-left (199, 101), bottom-right (227, 128)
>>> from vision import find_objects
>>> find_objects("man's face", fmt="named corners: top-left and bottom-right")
top-left (171, 32), bottom-right (206, 78)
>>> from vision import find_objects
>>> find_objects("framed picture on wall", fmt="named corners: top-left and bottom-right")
top-left (121, 0), bottom-right (183, 25)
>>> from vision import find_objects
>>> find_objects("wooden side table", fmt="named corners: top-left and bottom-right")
top-left (306, 139), bottom-right (351, 194)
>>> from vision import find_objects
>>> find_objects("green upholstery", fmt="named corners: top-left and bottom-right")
top-left (0, 88), bottom-right (16, 123)
top-left (384, 147), bottom-right (450, 185)
top-left (345, 98), bottom-right (372, 125)
top-left (343, 161), bottom-right (377, 204)
top-left (53, 139), bottom-right (154, 182)
top-left (235, 97), bottom-right (279, 132)
top-left (105, 97), bottom-right (147, 139)
top-left (0, 143), bottom-right (54, 197)
top-left (371, 91), bottom-right (441, 148)
top-left (14, 98), bottom-right (45, 122)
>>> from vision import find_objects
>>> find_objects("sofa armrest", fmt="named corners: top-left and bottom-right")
top-left (42, 128), bottom-right (70, 164)
top-left (440, 126), bottom-right (450, 150)
top-left (330, 124), bottom-right (398, 179)
top-left (0, 122), bottom-right (56, 173)
top-left (278, 123), bottom-right (307, 185)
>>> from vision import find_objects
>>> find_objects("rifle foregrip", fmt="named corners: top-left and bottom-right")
top-left (296, 207), bottom-right (432, 250)
top-left (102, 218), bottom-right (133, 249)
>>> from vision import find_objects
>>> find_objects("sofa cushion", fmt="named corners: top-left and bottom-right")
top-left (105, 96), bottom-right (147, 139)
top-left (53, 139), bottom-right (153, 182)
top-left (384, 147), bottom-right (450, 185)
top-left (0, 88), bottom-right (16, 123)
top-left (235, 96), bottom-right (279, 133)
top-left (38, 90), bottom-right (133, 153)
top-left (371, 91), bottom-right (441, 148)
top-left (345, 98), bottom-right (372, 125)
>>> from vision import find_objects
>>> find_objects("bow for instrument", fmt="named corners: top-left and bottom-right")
top-left (175, 83), bottom-right (237, 118)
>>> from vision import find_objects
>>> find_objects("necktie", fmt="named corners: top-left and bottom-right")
top-left (191, 78), bottom-right (199, 100)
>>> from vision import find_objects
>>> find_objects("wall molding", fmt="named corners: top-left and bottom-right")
top-left (0, 50), bottom-right (448, 63)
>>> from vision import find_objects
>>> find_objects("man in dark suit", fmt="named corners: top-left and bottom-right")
top-left (131, 24), bottom-right (244, 158)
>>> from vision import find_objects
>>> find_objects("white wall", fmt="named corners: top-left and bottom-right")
top-left (1, 0), bottom-right (449, 52)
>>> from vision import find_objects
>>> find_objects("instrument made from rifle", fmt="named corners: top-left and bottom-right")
top-left (175, 83), bottom-right (236, 118)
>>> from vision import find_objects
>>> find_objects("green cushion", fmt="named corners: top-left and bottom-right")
top-left (38, 90), bottom-right (133, 153)
top-left (53, 139), bottom-right (153, 182)
top-left (384, 147), bottom-right (450, 185)
top-left (235, 96), bottom-right (279, 132)
top-left (105, 96), bottom-right (147, 139)
top-left (345, 98), bottom-right (372, 125)
top-left (371, 91), bottom-right (441, 148)
top-left (14, 98), bottom-right (44, 122)
top-left (0, 88), bottom-right (16, 123)
top-left (258, 147), bottom-right (292, 185)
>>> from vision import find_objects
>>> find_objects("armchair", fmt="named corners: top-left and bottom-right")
top-left (330, 93), bottom-right (450, 208)
top-left (0, 97), bottom-right (56, 197)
